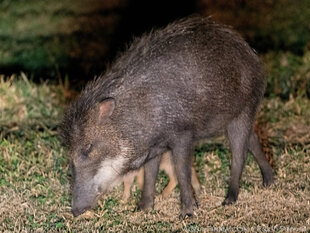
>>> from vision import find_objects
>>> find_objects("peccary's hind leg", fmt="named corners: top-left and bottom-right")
top-left (122, 171), bottom-right (136, 202)
top-left (248, 130), bottom-right (274, 186)
top-left (136, 167), bottom-right (144, 190)
top-left (223, 116), bottom-right (250, 206)
top-left (170, 131), bottom-right (197, 218)
top-left (191, 166), bottom-right (201, 195)
top-left (160, 151), bottom-right (178, 198)
top-left (138, 156), bottom-right (161, 211)
top-left (161, 162), bottom-right (178, 198)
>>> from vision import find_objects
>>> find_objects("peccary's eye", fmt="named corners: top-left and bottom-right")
top-left (81, 144), bottom-right (93, 157)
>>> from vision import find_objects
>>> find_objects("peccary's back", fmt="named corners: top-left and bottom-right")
top-left (81, 16), bottom-right (266, 140)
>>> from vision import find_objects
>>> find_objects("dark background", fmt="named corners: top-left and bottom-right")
top-left (0, 0), bottom-right (310, 87)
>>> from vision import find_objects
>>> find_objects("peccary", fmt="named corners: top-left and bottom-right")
top-left (60, 16), bottom-right (274, 218)
top-left (122, 151), bottom-right (200, 202)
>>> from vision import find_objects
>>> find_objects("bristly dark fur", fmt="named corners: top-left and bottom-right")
top-left (59, 16), bottom-right (255, 148)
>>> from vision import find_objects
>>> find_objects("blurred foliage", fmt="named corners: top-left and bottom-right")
top-left (0, 0), bottom-right (194, 81)
top-left (0, 0), bottom-right (126, 79)
top-left (263, 51), bottom-right (310, 99)
top-left (0, 0), bottom-right (310, 97)
top-left (198, 0), bottom-right (310, 54)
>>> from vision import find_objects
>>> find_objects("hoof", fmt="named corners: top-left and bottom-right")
top-left (137, 199), bottom-right (154, 212)
top-left (263, 176), bottom-right (274, 187)
top-left (222, 196), bottom-right (237, 206)
top-left (179, 212), bottom-right (193, 219)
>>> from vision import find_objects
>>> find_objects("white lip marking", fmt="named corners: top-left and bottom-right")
top-left (93, 156), bottom-right (125, 192)
top-left (93, 140), bottom-right (131, 192)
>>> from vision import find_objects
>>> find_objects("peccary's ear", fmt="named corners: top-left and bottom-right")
top-left (98, 98), bottom-right (115, 119)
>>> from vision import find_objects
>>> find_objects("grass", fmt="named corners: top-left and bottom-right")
top-left (0, 71), bottom-right (309, 232)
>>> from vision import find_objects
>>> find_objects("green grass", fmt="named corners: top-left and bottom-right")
top-left (0, 68), bottom-right (309, 231)
top-left (0, 74), bottom-right (70, 231)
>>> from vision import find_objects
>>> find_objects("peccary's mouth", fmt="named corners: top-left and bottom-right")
top-left (71, 189), bottom-right (102, 217)
top-left (72, 197), bottom-right (100, 217)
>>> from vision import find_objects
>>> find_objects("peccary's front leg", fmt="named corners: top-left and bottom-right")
top-left (138, 155), bottom-right (161, 211)
top-left (170, 131), bottom-right (197, 218)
